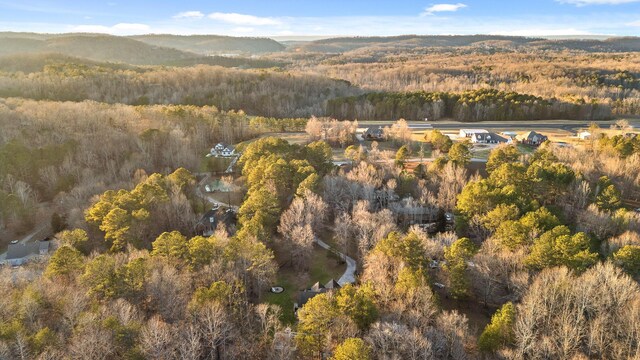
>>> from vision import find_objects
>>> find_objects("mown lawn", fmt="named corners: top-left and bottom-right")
top-left (264, 243), bottom-right (346, 324)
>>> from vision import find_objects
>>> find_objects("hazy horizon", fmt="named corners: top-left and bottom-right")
top-left (1, 0), bottom-right (640, 37)
top-left (0, 31), bottom-right (627, 42)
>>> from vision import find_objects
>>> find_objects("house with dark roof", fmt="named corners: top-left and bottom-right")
top-left (363, 126), bottom-right (385, 141)
top-left (195, 206), bottom-right (237, 237)
top-left (471, 132), bottom-right (510, 144)
top-left (294, 279), bottom-right (341, 314)
top-left (2, 240), bottom-right (50, 266)
top-left (517, 131), bottom-right (548, 146)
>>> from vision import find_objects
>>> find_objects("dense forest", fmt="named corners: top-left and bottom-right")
top-left (0, 65), bottom-right (359, 118)
top-left (1, 33), bottom-right (640, 360)
top-left (1, 34), bottom-right (640, 118)
top-left (286, 51), bottom-right (640, 117)
top-left (2, 131), bottom-right (640, 359)
top-left (327, 89), bottom-right (611, 121)
top-left (0, 99), bottom-right (260, 235)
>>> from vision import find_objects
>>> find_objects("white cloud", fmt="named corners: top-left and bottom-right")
top-left (112, 23), bottom-right (150, 31)
top-left (208, 12), bottom-right (281, 26)
top-left (627, 20), bottom-right (640, 26)
top-left (557, 0), bottom-right (640, 5)
top-left (231, 27), bottom-right (255, 33)
top-left (69, 23), bottom-right (149, 35)
top-left (422, 3), bottom-right (467, 16)
top-left (173, 11), bottom-right (204, 19)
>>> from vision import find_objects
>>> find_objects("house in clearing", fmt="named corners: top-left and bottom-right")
top-left (471, 132), bottom-right (510, 144)
top-left (577, 131), bottom-right (592, 140)
top-left (517, 131), bottom-right (548, 146)
top-left (221, 146), bottom-right (235, 157)
top-left (210, 143), bottom-right (237, 157)
top-left (2, 240), bottom-right (50, 266)
top-left (294, 279), bottom-right (341, 314)
top-left (195, 206), bottom-right (237, 237)
top-left (459, 129), bottom-right (488, 138)
top-left (363, 126), bottom-right (385, 141)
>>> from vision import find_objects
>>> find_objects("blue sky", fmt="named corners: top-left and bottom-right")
top-left (0, 0), bottom-right (639, 37)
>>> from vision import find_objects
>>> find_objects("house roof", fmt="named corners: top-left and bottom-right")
top-left (461, 129), bottom-right (489, 134)
top-left (6, 242), bottom-right (44, 260)
top-left (324, 279), bottom-right (341, 289)
top-left (310, 282), bottom-right (325, 292)
top-left (297, 280), bottom-right (341, 309)
top-left (517, 131), bottom-right (547, 141)
top-left (199, 206), bottom-right (236, 226)
top-left (297, 290), bottom-right (322, 309)
top-left (39, 241), bottom-right (50, 253)
top-left (474, 132), bottom-right (508, 142)
top-left (364, 126), bottom-right (384, 136)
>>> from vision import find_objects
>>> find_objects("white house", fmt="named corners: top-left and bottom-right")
top-left (221, 146), bottom-right (235, 157)
top-left (471, 132), bottom-right (510, 144)
top-left (459, 129), bottom-right (489, 138)
top-left (578, 131), bottom-right (592, 140)
top-left (209, 143), bottom-right (237, 157)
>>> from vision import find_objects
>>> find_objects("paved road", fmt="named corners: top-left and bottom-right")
top-left (359, 119), bottom-right (640, 132)
top-left (315, 238), bottom-right (356, 285)
top-left (333, 157), bottom-right (487, 167)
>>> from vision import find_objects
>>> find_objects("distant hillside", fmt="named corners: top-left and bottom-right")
top-left (531, 37), bottom-right (640, 52)
top-left (293, 35), bottom-right (541, 53)
top-left (0, 34), bottom-right (197, 65)
top-left (163, 56), bottom-right (285, 69)
top-left (0, 53), bottom-right (144, 74)
top-left (292, 35), bottom-right (640, 53)
top-left (130, 34), bottom-right (285, 55)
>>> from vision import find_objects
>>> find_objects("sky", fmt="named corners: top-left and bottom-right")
top-left (1, 0), bottom-right (640, 38)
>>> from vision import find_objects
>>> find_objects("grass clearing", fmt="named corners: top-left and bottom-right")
top-left (264, 242), bottom-right (346, 324)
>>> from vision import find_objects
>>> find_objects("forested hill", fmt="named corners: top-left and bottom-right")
top-left (293, 35), bottom-right (541, 53)
top-left (0, 53), bottom-right (145, 74)
top-left (292, 34), bottom-right (640, 53)
top-left (0, 34), bottom-right (197, 65)
top-left (326, 89), bottom-right (613, 121)
top-left (0, 53), bottom-right (284, 74)
top-left (129, 34), bottom-right (286, 55)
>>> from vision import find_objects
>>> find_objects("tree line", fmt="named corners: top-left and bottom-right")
top-left (326, 88), bottom-right (612, 121)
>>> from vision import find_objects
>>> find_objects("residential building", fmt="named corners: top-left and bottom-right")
top-left (195, 206), bottom-right (237, 237)
top-left (363, 126), bottom-right (385, 141)
top-left (577, 131), bottom-right (592, 140)
top-left (2, 240), bottom-right (50, 266)
top-left (209, 143), bottom-right (237, 157)
top-left (221, 146), bottom-right (235, 157)
top-left (459, 129), bottom-right (488, 138)
top-left (471, 132), bottom-right (509, 144)
top-left (294, 279), bottom-right (341, 314)
top-left (517, 131), bottom-right (548, 146)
